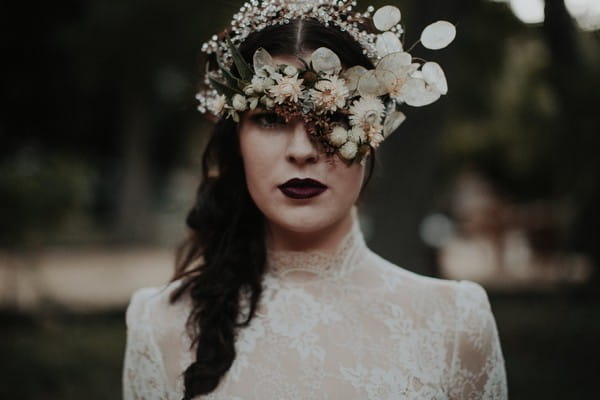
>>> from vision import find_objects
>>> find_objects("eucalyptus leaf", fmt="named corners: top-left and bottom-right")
top-left (253, 48), bottom-right (274, 74)
top-left (400, 77), bottom-right (441, 106)
top-left (227, 38), bottom-right (254, 81)
top-left (373, 6), bottom-right (402, 31)
top-left (357, 70), bottom-right (396, 97)
top-left (422, 62), bottom-right (447, 94)
top-left (377, 52), bottom-right (411, 74)
top-left (342, 65), bottom-right (368, 92)
top-left (218, 61), bottom-right (241, 88)
top-left (376, 32), bottom-right (403, 58)
top-left (310, 47), bottom-right (342, 75)
top-left (420, 21), bottom-right (456, 50)
top-left (208, 76), bottom-right (242, 99)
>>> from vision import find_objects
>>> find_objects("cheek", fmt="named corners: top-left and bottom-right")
top-left (347, 172), bottom-right (365, 206)
top-left (331, 161), bottom-right (366, 203)
top-left (239, 128), bottom-right (278, 201)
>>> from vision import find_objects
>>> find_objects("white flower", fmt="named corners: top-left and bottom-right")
top-left (243, 85), bottom-right (255, 96)
top-left (207, 94), bottom-right (226, 115)
top-left (349, 96), bottom-right (385, 129)
top-left (252, 75), bottom-right (274, 93)
top-left (339, 141), bottom-right (358, 160)
top-left (369, 132), bottom-right (385, 148)
top-left (260, 95), bottom-right (275, 108)
top-left (232, 94), bottom-right (247, 111)
top-left (228, 109), bottom-right (240, 123)
top-left (309, 76), bottom-right (349, 113)
top-left (250, 76), bottom-right (264, 93)
top-left (329, 126), bottom-right (348, 146)
top-left (284, 65), bottom-right (298, 77)
top-left (245, 76), bottom-right (274, 96)
top-left (269, 74), bottom-right (304, 104)
top-left (348, 126), bottom-right (367, 143)
top-left (248, 97), bottom-right (259, 110)
top-left (256, 63), bottom-right (278, 78)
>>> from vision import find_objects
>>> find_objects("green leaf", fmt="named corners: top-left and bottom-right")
top-left (227, 38), bottom-right (254, 81)
top-left (208, 76), bottom-right (242, 99)
top-left (218, 60), bottom-right (242, 88)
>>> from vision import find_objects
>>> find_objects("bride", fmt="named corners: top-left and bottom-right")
top-left (123, 1), bottom-right (508, 399)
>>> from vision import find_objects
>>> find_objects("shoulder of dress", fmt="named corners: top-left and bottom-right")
top-left (453, 279), bottom-right (492, 312)
top-left (365, 248), bottom-right (464, 293)
top-left (125, 280), bottom-right (184, 327)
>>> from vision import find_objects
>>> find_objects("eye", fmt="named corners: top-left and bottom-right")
top-left (249, 112), bottom-right (287, 129)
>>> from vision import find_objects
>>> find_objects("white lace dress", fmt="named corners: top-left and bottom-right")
top-left (123, 221), bottom-right (508, 399)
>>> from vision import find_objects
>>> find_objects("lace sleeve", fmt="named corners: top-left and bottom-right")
top-left (122, 288), bottom-right (170, 400)
top-left (448, 280), bottom-right (508, 400)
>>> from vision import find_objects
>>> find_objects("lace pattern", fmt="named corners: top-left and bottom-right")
top-left (265, 220), bottom-right (366, 281)
top-left (123, 223), bottom-right (507, 399)
top-left (123, 288), bottom-right (171, 400)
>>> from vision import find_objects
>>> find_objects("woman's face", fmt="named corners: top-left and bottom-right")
top-left (238, 56), bottom-right (365, 235)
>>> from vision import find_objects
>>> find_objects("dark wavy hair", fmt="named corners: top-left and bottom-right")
top-left (170, 18), bottom-right (376, 399)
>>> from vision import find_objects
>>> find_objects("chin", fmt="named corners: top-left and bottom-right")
top-left (267, 203), bottom-right (350, 234)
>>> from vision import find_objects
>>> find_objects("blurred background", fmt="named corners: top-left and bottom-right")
top-left (1, 0), bottom-right (599, 398)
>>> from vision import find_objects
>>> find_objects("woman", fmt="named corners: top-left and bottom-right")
top-left (123, 1), bottom-right (507, 399)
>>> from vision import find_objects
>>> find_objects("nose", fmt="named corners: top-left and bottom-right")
top-left (285, 121), bottom-right (319, 165)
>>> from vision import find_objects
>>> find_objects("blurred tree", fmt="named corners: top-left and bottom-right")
top-left (1, 0), bottom-right (598, 281)
top-left (437, 0), bottom-right (600, 283)
top-left (542, 0), bottom-right (600, 284)
top-left (368, 0), bottom-right (524, 275)
top-left (1, 0), bottom-right (235, 245)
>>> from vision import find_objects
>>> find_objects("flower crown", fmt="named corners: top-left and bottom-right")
top-left (195, 0), bottom-right (456, 163)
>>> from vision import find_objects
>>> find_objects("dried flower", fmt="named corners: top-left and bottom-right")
top-left (348, 126), bottom-right (367, 143)
top-left (207, 94), bottom-right (226, 115)
top-left (232, 94), bottom-right (247, 111)
top-left (284, 65), bottom-right (298, 77)
top-left (309, 76), bottom-right (349, 113)
top-left (349, 96), bottom-right (385, 129)
top-left (329, 126), bottom-right (349, 147)
top-left (369, 132), bottom-right (385, 148)
top-left (260, 95), bottom-right (275, 108)
top-left (249, 97), bottom-right (259, 110)
top-left (339, 141), bottom-right (358, 160)
top-left (269, 75), bottom-right (304, 104)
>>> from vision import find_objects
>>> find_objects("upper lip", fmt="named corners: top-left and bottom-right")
top-left (279, 178), bottom-right (327, 189)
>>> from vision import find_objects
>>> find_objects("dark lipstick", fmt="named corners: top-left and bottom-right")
top-left (278, 178), bottom-right (327, 199)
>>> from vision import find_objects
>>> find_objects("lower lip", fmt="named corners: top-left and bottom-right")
top-left (279, 186), bottom-right (327, 199)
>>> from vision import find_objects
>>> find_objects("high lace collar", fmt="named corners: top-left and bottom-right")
top-left (265, 219), bottom-right (367, 281)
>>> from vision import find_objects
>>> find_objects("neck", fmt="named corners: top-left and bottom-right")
top-left (266, 209), bottom-right (355, 254)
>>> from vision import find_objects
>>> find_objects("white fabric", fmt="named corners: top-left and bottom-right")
top-left (123, 220), bottom-right (508, 399)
